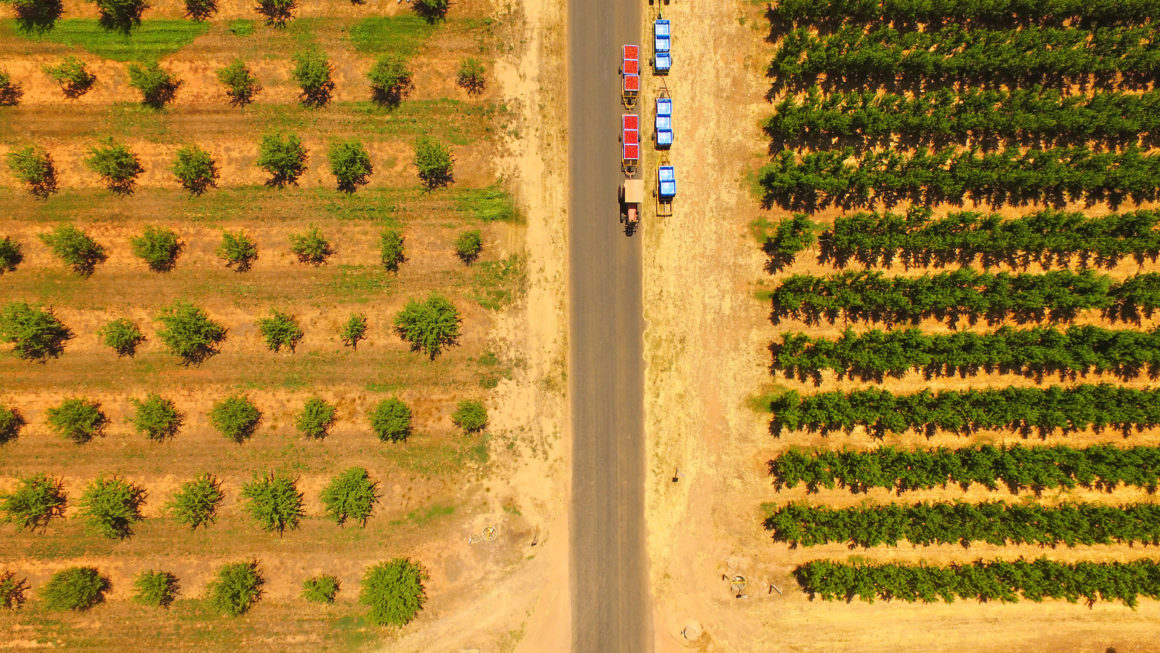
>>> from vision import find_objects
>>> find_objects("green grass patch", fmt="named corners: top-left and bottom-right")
top-left (7, 19), bottom-right (209, 62)
top-left (226, 20), bottom-right (255, 37)
top-left (347, 16), bottom-right (438, 56)
top-left (471, 253), bottom-right (526, 310)
top-left (325, 265), bottom-right (395, 300)
top-left (457, 185), bottom-right (519, 222)
top-left (390, 503), bottom-right (455, 527)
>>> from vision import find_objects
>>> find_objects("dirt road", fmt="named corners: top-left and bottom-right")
top-left (566, 0), bottom-right (651, 651)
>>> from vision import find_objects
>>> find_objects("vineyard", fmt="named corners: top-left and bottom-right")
top-left (753, 0), bottom-right (1160, 617)
top-left (0, 0), bottom-right (528, 648)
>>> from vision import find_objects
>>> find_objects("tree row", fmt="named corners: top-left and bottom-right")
top-left (768, 269), bottom-right (1160, 326)
top-left (793, 558), bottom-right (1160, 606)
top-left (766, 87), bottom-right (1160, 151)
top-left (768, 444), bottom-right (1160, 494)
top-left (768, 0), bottom-right (1160, 30)
top-left (771, 325), bottom-right (1160, 383)
top-left (758, 146), bottom-right (1160, 211)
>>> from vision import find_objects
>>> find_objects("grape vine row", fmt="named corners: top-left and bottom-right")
top-left (769, 0), bottom-right (1160, 29)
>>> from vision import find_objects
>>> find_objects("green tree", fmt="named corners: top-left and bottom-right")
top-left (302, 575), bottom-right (339, 603)
top-left (1, 0), bottom-right (64, 32)
top-left (130, 394), bottom-right (183, 441)
top-left (320, 466), bottom-right (378, 526)
top-left (90, 0), bottom-right (147, 33)
top-left (328, 139), bottom-right (372, 192)
top-left (6, 146), bottom-right (57, 198)
top-left (454, 229), bottom-right (482, 264)
top-left (456, 57), bottom-right (485, 95)
top-left (359, 558), bottom-right (427, 626)
top-left (295, 397), bottom-right (336, 439)
top-left (289, 226), bottom-right (333, 265)
top-left (254, 0), bottom-right (295, 26)
top-left (256, 310), bottom-right (303, 352)
top-left (0, 69), bottom-right (22, 106)
top-left (339, 313), bottom-right (368, 348)
top-left (0, 237), bottom-right (21, 273)
top-left (40, 567), bottom-right (108, 611)
top-left (130, 225), bottom-right (183, 272)
top-left (43, 56), bottom-right (96, 98)
top-left (133, 570), bottom-right (179, 608)
top-left (0, 473), bottom-right (66, 530)
top-left (0, 302), bottom-right (71, 360)
top-left (168, 473), bottom-right (223, 529)
top-left (368, 398), bottom-right (411, 443)
top-left (127, 61), bottom-right (180, 108)
top-left (411, 0), bottom-right (448, 22)
top-left (183, 0), bottom-right (216, 21)
top-left (241, 472), bottom-right (304, 534)
top-left (154, 302), bottom-right (226, 364)
top-left (79, 476), bottom-right (146, 539)
top-left (39, 225), bottom-right (106, 275)
top-left (206, 561), bottom-right (263, 616)
top-left (0, 405), bottom-right (24, 444)
top-left (256, 133), bottom-right (308, 187)
top-left (209, 395), bottom-right (261, 443)
top-left (0, 571), bottom-right (29, 611)
top-left (451, 400), bottom-right (487, 434)
top-left (216, 59), bottom-right (261, 106)
top-left (85, 137), bottom-right (143, 195)
top-left (171, 144), bottom-right (218, 195)
top-left (46, 398), bottom-right (106, 444)
top-left (368, 54), bottom-right (412, 106)
top-left (292, 49), bottom-right (334, 107)
top-left (394, 294), bottom-right (461, 359)
top-left (379, 228), bottom-right (405, 272)
top-left (217, 230), bottom-right (258, 272)
top-left (413, 137), bottom-right (454, 190)
top-left (98, 318), bottom-right (144, 356)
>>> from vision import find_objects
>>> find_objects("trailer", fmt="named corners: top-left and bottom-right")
top-left (657, 161), bottom-right (676, 218)
top-left (653, 19), bottom-right (671, 74)
top-left (655, 93), bottom-right (672, 149)
top-left (619, 178), bottom-right (644, 233)
top-left (622, 114), bottom-right (640, 175)
top-left (621, 44), bottom-right (640, 108)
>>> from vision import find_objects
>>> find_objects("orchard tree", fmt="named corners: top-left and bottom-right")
top-left (368, 398), bottom-right (411, 443)
top-left (302, 575), bottom-right (339, 603)
top-left (216, 59), bottom-right (261, 106)
top-left (6, 146), bottom-right (57, 198)
top-left (339, 313), bottom-right (368, 348)
top-left (0, 302), bottom-right (71, 360)
top-left (254, 0), bottom-right (296, 26)
top-left (0, 237), bottom-right (21, 273)
top-left (328, 139), bottom-right (372, 192)
top-left (379, 228), bottom-right (405, 272)
top-left (168, 473), bottom-right (223, 529)
top-left (40, 567), bottom-right (108, 611)
top-left (0, 571), bottom-right (28, 611)
top-left (128, 61), bottom-right (180, 108)
top-left (289, 226), bottom-right (333, 265)
top-left (46, 398), bottom-right (107, 444)
top-left (1, 0), bottom-right (64, 32)
top-left (256, 309), bottom-right (303, 352)
top-left (0, 405), bottom-right (24, 444)
top-left (394, 294), bottom-right (461, 359)
top-left (43, 56), bottom-right (96, 98)
top-left (130, 225), bottom-right (183, 271)
top-left (90, 0), bottom-right (147, 33)
top-left (129, 394), bottom-right (183, 441)
top-left (241, 472), bottom-right (304, 534)
top-left (133, 570), bottom-right (179, 608)
top-left (209, 394), bottom-right (261, 442)
top-left (85, 137), bottom-right (143, 195)
top-left (79, 476), bottom-right (146, 539)
top-left (154, 302), bottom-right (227, 364)
top-left (320, 466), bottom-right (378, 526)
top-left (368, 54), bottom-right (412, 106)
top-left (295, 397), bottom-right (336, 439)
top-left (451, 399), bottom-right (487, 434)
top-left (171, 144), bottom-right (218, 195)
top-left (39, 225), bottom-right (107, 275)
top-left (292, 49), bottom-right (334, 107)
top-left (359, 558), bottom-right (427, 626)
top-left (413, 137), bottom-right (454, 190)
top-left (206, 561), bottom-right (263, 616)
top-left (256, 133), bottom-right (308, 187)
top-left (0, 69), bottom-right (22, 106)
top-left (217, 230), bottom-right (258, 272)
top-left (183, 0), bottom-right (216, 21)
top-left (0, 473), bottom-right (66, 530)
top-left (411, 0), bottom-right (448, 22)
top-left (456, 57), bottom-right (485, 95)
top-left (454, 229), bottom-right (482, 264)
top-left (98, 318), bottom-right (144, 356)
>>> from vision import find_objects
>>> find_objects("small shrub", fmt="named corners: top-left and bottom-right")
top-left (0, 473), bottom-right (66, 530)
top-left (209, 395), bottom-right (261, 443)
top-left (368, 398), bottom-right (411, 443)
top-left (6, 146), bottom-right (57, 198)
top-left (321, 466), bottom-right (378, 526)
top-left (0, 571), bottom-right (29, 610)
top-left (91, 0), bottom-right (147, 33)
top-left (0, 405), bottom-right (24, 444)
top-left (0, 302), bottom-right (71, 360)
top-left (411, 0), bottom-right (448, 22)
top-left (454, 229), bottom-right (482, 264)
top-left (130, 394), bottom-right (183, 441)
top-left (394, 294), bottom-right (461, 359)
top-left (254, 0), bottom-right (295, 26)
top-left (216, 59), bottom-right (261, 106)
top-left (41, 567), bottom-right (108, 612)
top-left (168, 473), bottom-right (223, 529)
top-left (39, 225), bottom-right (107, 276)
top-left (85, 137), bottom-right (143, 195)
top-left (256, 310), bottom-right (303, 352)
top-left (98, 318), bottom-right (144, 356)
top-left (241, 472), bottom-right (304, 534)
top-left (292, 49), bottom-right (334, 107)
top-left (359, 558), bottom-right (427, 626)
top-left (217, 230), bottom-right (258, 272)
top-left (45, 398), bottom-right (107, 444)
top-left (43, 56), bottom-right (96, 98)
top-left (184, 0), bottom-right (216, 21)
top-left (0, 237), bottom-right (22, 273)
top-left (451, 399), bottom-right (487, 434)
top-left (413, 137), bottom-right (454, 190)
top-left (0, 69), bottom-right (22, 106)
top-left (339, 313), bottom-right (368, 348)
top-left (79, 476), bottom-right (146, 539)
top-left (302, 575), bottom-right (339, 604)
top-left (206, 561), bottom-right (263, 616)
top-left (171, 144), bottom-right (218, 195)
top-left (257, 133), bottom-right (308, 187)
top-left (456, 57), bottom-right (486, 95)
top-left (368, 55), bottom-right (412, 106)
top-left (133, 570), bottom-right (179, 608)
top-left (154, 302), bottom-right (226, 364)
top-left (328, 139), bottom-right (372, 192)
top-left (130, 225), bottom-right (183, 272)
top-left (295, 397), bottom-right (336, 439)
top-left (4, 0), bottom-right (64, 32)
top-left (379, 228), bottom-right (405, 272)
top-left (128, 61), bottom-right (180, 108)
top-left (289, 226), bottom-right (333, 265)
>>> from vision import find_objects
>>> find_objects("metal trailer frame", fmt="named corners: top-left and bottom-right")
top-left (656, 156), bottom-right (675, 218)
top-left (655, 91), bottom-right (673, 149)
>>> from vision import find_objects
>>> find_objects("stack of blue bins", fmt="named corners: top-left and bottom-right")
top-left (656, 97), bottom-right (673, 149)
top-left (654, 19), bottom-right (671, 74)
